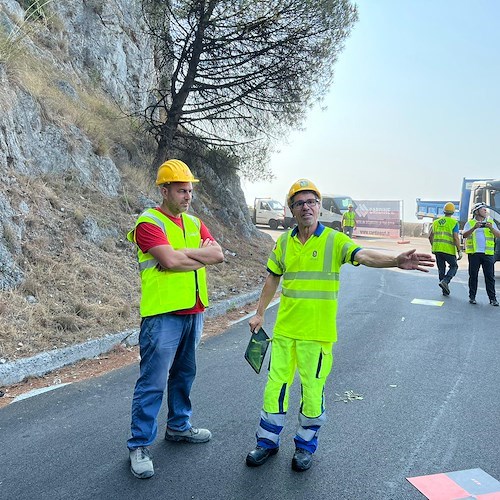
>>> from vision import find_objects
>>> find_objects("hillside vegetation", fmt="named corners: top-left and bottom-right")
top-left (0, 0), bottom-right (272, 364)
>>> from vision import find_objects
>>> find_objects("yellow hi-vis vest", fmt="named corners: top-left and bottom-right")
top-left (343, 210), bottom-right (356, 227)
top-left (267, 226), bottom-right (360, 343)
top-left (127, 209), bottom-right (208, 317)
top-left (431, 216), bottom-right (457, 255)
top-left (465, 218), bottom-right (495, 255)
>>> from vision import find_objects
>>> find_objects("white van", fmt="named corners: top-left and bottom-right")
top-left (251, 198), bottom-right (285, 229)
top-left (284, 194), bottom-right (356, 230)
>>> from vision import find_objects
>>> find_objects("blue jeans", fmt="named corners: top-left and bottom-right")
top-left (127, 313), bottom-right (203, 449)
top-left (435, 251), bottom-right (458, 283)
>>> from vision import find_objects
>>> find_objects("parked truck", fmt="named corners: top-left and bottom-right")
top-left (416, 177), bottom-right (500, 261)
top-left (284, 193), bottom-right (356, 230)
top-left (415, 199), bottom-right (460, 220)
top-left (251, 198), bottom-right (285, 229)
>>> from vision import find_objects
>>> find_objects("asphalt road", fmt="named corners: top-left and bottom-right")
top-left (1, 263), bottom-right (499, 500)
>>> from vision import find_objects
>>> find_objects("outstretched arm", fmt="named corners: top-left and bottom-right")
top-left (355, 248), bottom-right (435, 272)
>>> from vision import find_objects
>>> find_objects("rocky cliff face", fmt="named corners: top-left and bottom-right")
top-left (0, 0), bottom-right (269, 363)
top-left (0, 0), bottom-right (261, 291)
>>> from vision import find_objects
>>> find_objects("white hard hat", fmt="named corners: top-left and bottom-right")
top-left (472, 202), bottom-right (487, 213)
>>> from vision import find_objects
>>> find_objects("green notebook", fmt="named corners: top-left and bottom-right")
top-left (244, 328), bottom-right (271, 374)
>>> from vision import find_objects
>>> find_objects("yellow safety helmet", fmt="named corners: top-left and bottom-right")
top-left (156, 159), bottom-right (199, 185)
top-left (443, 202), bottom-right (455, 215)
top-left (287, 179), bottom-right (321, 208)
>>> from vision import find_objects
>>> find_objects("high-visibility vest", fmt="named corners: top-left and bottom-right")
top-left (343, 211), bottom-right (356, 227)
top-left (127, 209), bottom-right (208, 317)
top-left (267, 227), bottom-right (359, 342)
top-left (431, 216), bottom-right (457, 255)
top-left (465, 218), bottom-right (495, 255)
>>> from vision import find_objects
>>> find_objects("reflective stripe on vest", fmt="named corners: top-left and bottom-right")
top-left (343, 211), bottom-right (355, 227)
top-left (465, 218), bottom-right (495, 255)
top-left (431, 216), bottom-right (457, 255)
top-left (128, 209), bottom-right (208, 317)
top-left (274, 229), bottom-right (344, 342)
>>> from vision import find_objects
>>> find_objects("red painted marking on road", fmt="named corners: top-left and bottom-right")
top-left (408, 469), bottom-right (500, 499)
top-left (407, 473), bottom-right (471, 499)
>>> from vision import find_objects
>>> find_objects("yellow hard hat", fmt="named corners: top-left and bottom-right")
top-left (287, 179), bottom-right (321, 207)
top-left (443, 202), bottom-right (455, 214)
top-left (156, 159), bottom-right (199, 185)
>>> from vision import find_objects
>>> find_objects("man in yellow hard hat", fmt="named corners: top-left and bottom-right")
top-left (342, 204), bottom-right (356, 237)
top-left (245, 179), bottom-right (434, 472)
top-left (126, 159), bottom-right (224, 479)
top-left (428, 202), bottom-right (462, 296)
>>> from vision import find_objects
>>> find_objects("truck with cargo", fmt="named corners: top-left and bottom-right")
top-left (251, 198), bottom-right (285, 229)
top-left (416, 177), bottom-right (500, 261)
top-left (284, 194), bottom-right (356, 230)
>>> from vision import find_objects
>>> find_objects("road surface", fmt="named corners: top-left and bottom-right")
top-left (1, 254), bottom-right (499, 499)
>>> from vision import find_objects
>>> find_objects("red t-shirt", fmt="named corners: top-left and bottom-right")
top-left (135, 207), bottom-right (214, 315)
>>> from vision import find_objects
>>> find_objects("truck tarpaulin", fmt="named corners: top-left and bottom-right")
top-left (353, 200), bottom-right (402, 239)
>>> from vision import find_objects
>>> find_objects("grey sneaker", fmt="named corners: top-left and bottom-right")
top-left (165, 426), bottom-right (212, 443)
top-left (490, 299), bottom-right (499, 306)
top-left (439, 280), bottom-right (450, 295)
top-left (129, 447), bottom-right (154, 479)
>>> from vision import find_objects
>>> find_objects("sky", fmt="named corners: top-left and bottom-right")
top-left (241, 0), bottom-right (500, 221)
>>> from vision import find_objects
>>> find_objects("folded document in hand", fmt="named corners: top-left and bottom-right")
top-left (244, 328), bottom-right (270, 374)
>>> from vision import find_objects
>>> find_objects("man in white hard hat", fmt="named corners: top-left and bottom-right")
top-left (462, 202), bottom-right (500, 306)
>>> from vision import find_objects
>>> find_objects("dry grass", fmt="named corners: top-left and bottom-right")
top-left (0, 6), bottom-right (273, 365)
top-left (0, 167), bottom-right (272, 362)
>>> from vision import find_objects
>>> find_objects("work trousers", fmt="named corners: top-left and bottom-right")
top-left (343, 226), bottom-right (354, 238)
top-left (467, 253), bottom-right (496, 301)
top-left (255, 335), bottom-right (333, 454)
top-left (435, 251), bottom-right (458, 284)
top-left (128, 312), bottom-right (203, 449)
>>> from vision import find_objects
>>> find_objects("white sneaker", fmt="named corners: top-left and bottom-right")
top-left (129, 446), bottom-right (154, 479)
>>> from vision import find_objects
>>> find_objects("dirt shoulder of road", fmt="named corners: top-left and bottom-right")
top-left (0, 302), bottom-right (261, 408)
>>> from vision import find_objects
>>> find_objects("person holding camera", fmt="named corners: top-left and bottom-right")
top-left (462, 202), bottom-right (500, 306)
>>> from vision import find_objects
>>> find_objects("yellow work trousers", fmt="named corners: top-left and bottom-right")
top-left (263, 335), bottom-right (334, 418)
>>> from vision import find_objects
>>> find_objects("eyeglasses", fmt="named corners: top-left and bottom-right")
top-left (291, 198), bottom-right (319, 210)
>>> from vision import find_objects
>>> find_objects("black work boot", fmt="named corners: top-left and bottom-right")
top-left (291, 448), bottom-right (313, 472)
top-left (246, 446), bottom-right (279, 467)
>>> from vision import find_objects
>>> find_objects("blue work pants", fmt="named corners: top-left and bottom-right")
top-left (127, 312), bottom-right (203, 449)
top-left (435, 251), bottom-right (458, 284)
